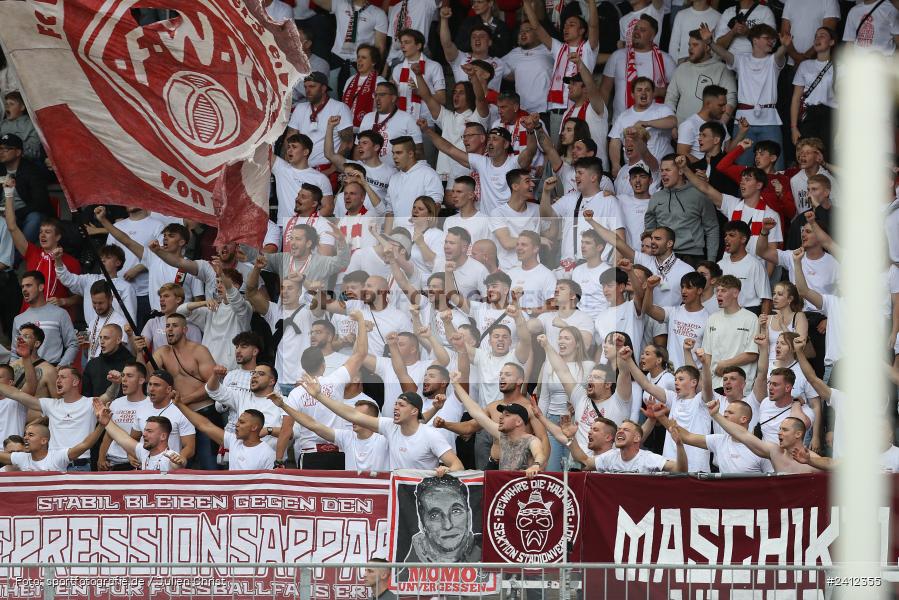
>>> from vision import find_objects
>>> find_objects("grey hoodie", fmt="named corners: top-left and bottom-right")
top-left (645, 181), bottom-right (719, 259)
top-left (664, 57), bottom-right (738, 123)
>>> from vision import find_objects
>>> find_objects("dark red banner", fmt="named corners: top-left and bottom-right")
top-left (0, 470), bottom-right (389, 599)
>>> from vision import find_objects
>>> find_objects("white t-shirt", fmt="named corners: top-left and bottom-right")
top-left (757, 397), bottom-right (805, 443)
top-left (272, 158), bottom-right (334, 226)
top-left (387, 0), bottom-right (440, 62)
top-left (820, 294), bottom-right (843, 366)
top-left (331, 0), bottom-right (388, 60)
top-left (843, 1), bottom-right (899, 55)
top-left (40, 396), bottom-right (96, 460)
top-left (374, 356), bottom-right (432, 417)
top-left (714, 4), bottom-right (777, 56)
top-left (593, 301), bottom-right (645, 359)
top-left (783, 0), bottom-right (840, 56)
top-left (663, 304), bottom-right (710, 369)
top-left (609, 103), bottom-right (676, 165)
top-left (469, 301), bottom-right (519, 350)
top-left (552, 190), bottom-right (625, 262)
top-left (385, 162), bottom-right (445, 231)
top-left (106, 216), bottom-right (165, 297)
top-left (106, 396), bottom-right (151, 463)
top-left (265, 0), bottom-right (293, 21)
top-left (669, 7), bottom-right (722, 62)
top-left (132, 444), bottom-right (177, 472)
top-left (224, 431), bottom-right (276, 471)
top-left (702, 308), bottom-right (759, 388)
top-left (358, 109), bottom-right (422, 169)
top-left (444, 211), bottom-right (492, 247)
top-left (377, 418), bottom-right (452, 470)
top-left (489, 201), bottom-right (541, 271)
top-left (287, 99), bottom-right (354, 167)
top-left (789, 167), bottom-right (836, 215)
top-left (732, 53), bottom-right (783, 126)
top-left (10, 448), bottom-right (70, 472)
top-left (775, 250), bottom-right (840, 313)
top-left (661, 390), bottom-right (711, 471)
top-left (718, 252), bottom-right (771, 309)
top-left (705, 433), bottom-right (765, 473)
top-left (571, 261), bottom-right (611, 318)
top-left (449, 53), bottom-right (505, 92)
top-left (346, 159), bottom-right (395, 202)
top-left (133, 401), bottom-right (196, 454)
top-left (881, 446), bottom-right (899, 472)
top-left (286, 367), bottom-right (355, 454)
top-left (792, 59), bottom-right (836, 108)
top-left (141, 250), bottom-right (203, 311)
top-left (344, 299), bottom-right (413, 357)
top-left (334, 428), bottom-right (391, 472)
top-left (469, 154), bottom-right (520, 216)
top-left (602, 47), bottom-right (676, 119)
top-left (506, 263), bottom-right (557, 310)
top-left (472, 349), bottom-right (522, 407)
top-left (633, 253), bottom-right (695, 307)
top-left (595, 448), bottom-right (668, 473)
top-left (433, 256), bottom-right (487, 302)
top-left (677, 112), bottom-right (731, 159)
top-left (616, 194), bottom-right (652, 250)
top-left (501, 45), bottom-right (554, 113)
top-left (0, 397), bottom-right (26, 444)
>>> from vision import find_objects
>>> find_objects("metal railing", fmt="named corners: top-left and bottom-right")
top-left (0, 561), bottom-right (895, 599)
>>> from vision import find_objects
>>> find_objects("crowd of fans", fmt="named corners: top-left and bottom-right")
top-left (0, 0), bottom-right (897, 479)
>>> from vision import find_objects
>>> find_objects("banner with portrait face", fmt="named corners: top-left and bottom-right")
top-left (387, 470), bottom-right (498, 595)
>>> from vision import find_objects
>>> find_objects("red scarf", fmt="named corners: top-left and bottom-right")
top-left (561, 101), bottom-right (589, 125)
top-left (547, 40), bottom-right (584, 106)
top-left (397, 60), bottom-right (424, 111)
top-left (343, 71), bottom-right (377, 127)
top-left (731, 197), bottom-right (768, 235)
top-left (504, 110), bottom-right (529, 155)
top-left (625, 44), bottom-right (667, 109)
top-left (339, 207), bottom-right (369, 252)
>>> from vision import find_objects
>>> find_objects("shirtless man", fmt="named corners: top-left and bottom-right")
top-left (707, 398), bottom-right (818, 473)
top-left (10, 325), bottom-right (58, 400)
top-left (434, 339), bottom-right (548, 470)
top-left (136, 313), bottom-right (216, 469)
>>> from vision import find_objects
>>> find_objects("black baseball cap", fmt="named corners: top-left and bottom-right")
top-left (397, 391), bottom-right (424, 420)
top-left (488, 127), bottom-right (512, 143)
top-left (497, 403), bottom-right (530, 425)
top-left (0, 134), bottom-right (23, 150)
top-left (304, 72), bottom-right (329, 88)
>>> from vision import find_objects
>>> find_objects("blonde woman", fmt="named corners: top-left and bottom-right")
top-left (409, 196), bottom-right (444, 274)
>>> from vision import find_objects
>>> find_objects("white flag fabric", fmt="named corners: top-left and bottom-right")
top-left (0, 0), bottom-right (309, 245)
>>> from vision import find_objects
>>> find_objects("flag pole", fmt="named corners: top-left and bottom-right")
top-left (76, 211), bottom-right (159, 371)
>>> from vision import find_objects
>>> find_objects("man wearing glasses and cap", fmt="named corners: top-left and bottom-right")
top-left (284, 72), bottom-right (354, 185)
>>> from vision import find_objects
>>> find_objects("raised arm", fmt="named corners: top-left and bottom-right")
top-left (755, 217), bottom-right (781, 265)
top-left (576, 54), bottom-right (605, 117)
top-left (268, 391), bottom-right (336, 443)
top-left (173, 392), bottom-right (225, 446)
top-left (536, 335), bottom-right (578, 398)
top-left (147, 240), bottom-right (199, 276)
top-left (323, 116), bottom-right (348, 172)
top-left (791, 247), bottom-right (823, 310)
top-left (707, 398), bottom-right (772, 459)
top-left (622, 349), bottom-right (667, 402)
top-left (585, 211), bottom-right (634, 260)
top-left (411, 62), bottom-right (443, 121)
top-left (703, 22), bottom-right (734, 66)
top-left (677, 155), bottom-right (723, 208)
top-left (662, 425), bottom-right (689, 473)
top-left (301, 374), bottom-right (381, 431)
top-left (516, 115), bottom-right (540, 170)
top-left (4, 192), bottom-right (28, 255)
top-left (93, 397), bottom-right (139, 455)
top-left (641, 276), bottom-right (667, 323)
top-left (522, 0), bottom-right (553, 49)
top-left (0, 382), bottom-right (41, 411)
top-left (66, 423), bottom-right (105, 462)
top-left (510, 304), bottom-right (531, 365)
top-left (418, 120), bottom-right (470, 167)
top-left (451, 375), bottom-right (500, 439)
top-left (791, 337), bottom-right (831, 403)
top-left (95, 206), bottom-right (144, 259)
top-left (585, 0), bottom-right (599, 50)
top-left (438, 5), bottom-right (459, 63)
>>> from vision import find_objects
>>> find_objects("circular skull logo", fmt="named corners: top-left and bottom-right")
top-left (487, 475), bottom-right (580, 563)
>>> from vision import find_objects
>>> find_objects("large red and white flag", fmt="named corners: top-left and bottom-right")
top-left (0, 0), bottom-right (308, 245)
